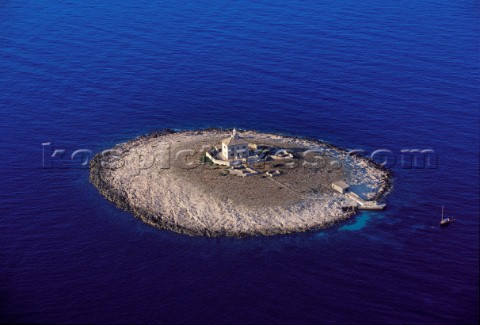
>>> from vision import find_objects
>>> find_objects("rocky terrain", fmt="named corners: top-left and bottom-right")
top-left (90, 129), bottom-right (391, 237)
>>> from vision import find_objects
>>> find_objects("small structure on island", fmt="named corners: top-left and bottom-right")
top-left (206, 129), bottom-right (292, 168)
top-left (205, 129), bottom-right (253, 166)
top-left (332, 181), bottom-right (349, 194)
top-left (332, 180), bottom-right (387, 211)
top-left (266, 169), bottom-right (281, 177)
top-left (221, 129), bottom-right (249, 160)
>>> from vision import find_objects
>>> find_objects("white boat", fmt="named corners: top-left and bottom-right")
top-left (440, 206), bottom-right (455, 226)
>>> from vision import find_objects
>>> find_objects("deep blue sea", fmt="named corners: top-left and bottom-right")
top-left (1, 0), bottom-right (479, 323)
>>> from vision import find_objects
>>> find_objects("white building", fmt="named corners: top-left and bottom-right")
top-left (331, 181), bottom-right (349, 194)
top-left (221, 129), bottom-right (249, 160)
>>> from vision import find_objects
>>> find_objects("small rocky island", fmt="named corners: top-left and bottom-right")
top-left (90, 129), bottom-right (391, 237)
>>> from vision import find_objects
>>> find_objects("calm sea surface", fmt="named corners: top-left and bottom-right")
top-left (1, 0), bottom-right (479, 323)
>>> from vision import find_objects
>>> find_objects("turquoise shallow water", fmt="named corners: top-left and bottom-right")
top-left (0, 0), bottom-right (479, 323)
top-left (340, 214), bottom-right (371, 231)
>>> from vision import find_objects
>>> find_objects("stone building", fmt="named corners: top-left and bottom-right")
top-left (221, 129), bottom-right (249, 160)
top-left (331, 181), bottom-right (349, 194)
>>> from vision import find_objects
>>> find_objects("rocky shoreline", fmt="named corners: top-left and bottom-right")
top-left (90, 128), bottom-right (392, 237)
